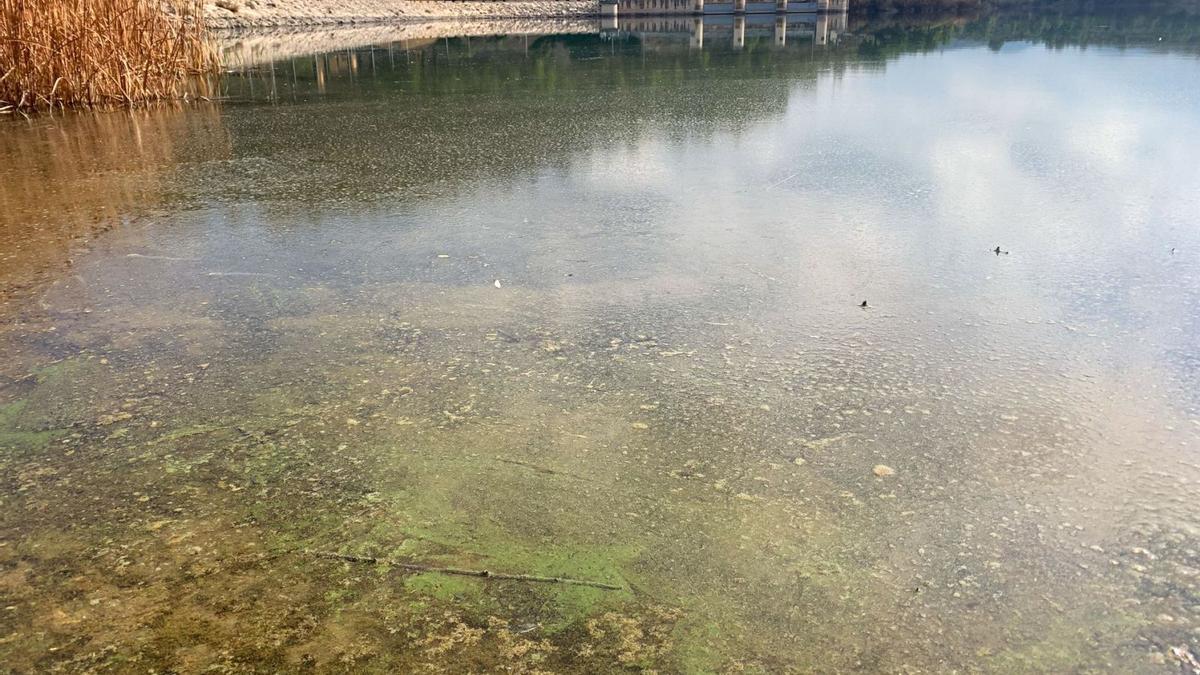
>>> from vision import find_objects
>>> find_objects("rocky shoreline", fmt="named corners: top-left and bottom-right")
top-left (204, 0), bottom-right (599, 29)
top-left (217, 18), bottom-right (598, 67)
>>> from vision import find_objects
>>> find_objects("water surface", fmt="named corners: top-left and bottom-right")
top-left (1, 9), bottom-right (1199, 673)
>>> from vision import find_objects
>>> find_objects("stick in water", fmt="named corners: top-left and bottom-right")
top-left (307, 550), bottom-right (623, 591)
top-left (127, 253), bottom-right (200, 262)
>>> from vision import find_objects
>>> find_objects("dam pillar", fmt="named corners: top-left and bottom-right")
top-left (776, 0), bottom-right (787, 13)
top-left (815, 12), bottom-right (827, 45)
top-left (693, 0), bottom-right (705, 13)
top-left (600, 0), bottom-right (618, 31)
top-left (734, 0), bottom-right (745, 12)
top-left (733, 16), bottom-right (745, 50)
top-left (774, 16), bottom-right (786, 47)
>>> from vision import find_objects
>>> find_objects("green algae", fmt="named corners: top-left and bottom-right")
top-left (403, 572), bottom-right (484, 602)
top-left (178, 349), bottom-right (898, 670)
top-left (1, 316), bottom-right (1136, 675)
top-left (19, 358), bottom-right (107, 428)
top-left (672, 616), bottom-right (726, 674)
top-left (0, 399), bottom-right (65, 450)
top-left (0, 358), bottom-right (108, 451)
top-left (318, 463), bottom-right (638, 632)
top-left (150, 423), bottom-right (229, 445)
top-left (474, 543), bottom-right (636, 632)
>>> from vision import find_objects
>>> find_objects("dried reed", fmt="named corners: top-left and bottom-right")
top-left (0, 0), bottom-right (219, 110)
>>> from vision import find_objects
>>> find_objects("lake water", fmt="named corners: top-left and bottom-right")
top-left (2, 8), bottom-right (1199, 672)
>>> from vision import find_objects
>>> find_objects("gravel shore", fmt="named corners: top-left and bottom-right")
top-left (218, 18), bottom-right (598, 67)
top-left (205, 0), bottom-right (599, 28)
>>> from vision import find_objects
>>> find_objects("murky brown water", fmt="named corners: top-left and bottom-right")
top-left (2, 9), bottom-right (1200, 673)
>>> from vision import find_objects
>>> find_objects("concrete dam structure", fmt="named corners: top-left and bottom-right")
top-left (602, 11), bottom-right (847, 48)
top-left (598, 0), bottom-right (849, 47)
top-left (601, 0), bottom-right (849, 17)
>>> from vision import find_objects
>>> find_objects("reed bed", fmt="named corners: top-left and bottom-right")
top-left (0, 0), bottom-right (219, 110)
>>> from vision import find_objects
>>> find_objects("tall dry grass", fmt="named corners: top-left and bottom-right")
top-left (0, 0), bottom-right (219, 110)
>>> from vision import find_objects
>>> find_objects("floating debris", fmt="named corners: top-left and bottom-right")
top-left (873, 465), bottom-right (896, 477)
top-left (1170, 645), bottom-right (1200, 674)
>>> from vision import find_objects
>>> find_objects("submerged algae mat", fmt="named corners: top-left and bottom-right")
top-left (0, 275), bottom-right (1193, 673)
top-left (0, 279), bottom-right (891, 672)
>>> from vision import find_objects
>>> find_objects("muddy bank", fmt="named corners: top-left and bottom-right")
top-left (204, 0), bottom-right (598, 28)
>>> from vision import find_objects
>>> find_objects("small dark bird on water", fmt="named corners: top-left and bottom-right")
top-left (994, 246), bottom-right (1009, 255)
top-left (860, 300), bottom-right (868, 308)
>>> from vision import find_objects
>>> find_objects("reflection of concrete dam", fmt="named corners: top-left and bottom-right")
top-left (603, 0), bottom-right (848, 15)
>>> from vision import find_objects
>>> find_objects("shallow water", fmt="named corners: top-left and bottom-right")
top-left (2, 8), bottom-right (1200, 673)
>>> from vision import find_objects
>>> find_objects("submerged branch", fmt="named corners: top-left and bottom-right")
top-left (494, 456), bottom-right (592, 483)
top-left (307, 550), bottom-right (624, 591)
